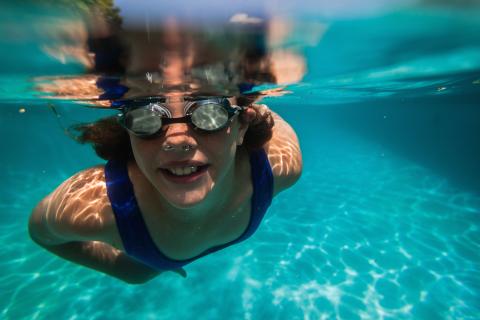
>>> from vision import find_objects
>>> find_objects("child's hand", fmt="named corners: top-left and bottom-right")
top-left (250, 104), bottom-right (271, 126)
top-left (172, 267), bottom-right (187, 278)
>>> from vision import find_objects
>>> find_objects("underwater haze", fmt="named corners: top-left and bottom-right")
top-left (1, 1), bottom-right (480, 319)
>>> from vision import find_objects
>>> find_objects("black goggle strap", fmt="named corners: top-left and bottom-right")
top-left (160, 116), bottom-right (191, 125)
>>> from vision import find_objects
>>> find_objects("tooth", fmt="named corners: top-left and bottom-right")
top-left (166, 166), bottom-right (200, 176)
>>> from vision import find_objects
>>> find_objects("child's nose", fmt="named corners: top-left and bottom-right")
top-left (162, 124), bottom-right (197, 152)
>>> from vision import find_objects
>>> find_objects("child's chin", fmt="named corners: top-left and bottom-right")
top-left (168, 194), bottom-right (207, 209)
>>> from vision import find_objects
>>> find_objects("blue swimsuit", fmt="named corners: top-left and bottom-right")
top-left (105, 149), bottom-right (273, 271)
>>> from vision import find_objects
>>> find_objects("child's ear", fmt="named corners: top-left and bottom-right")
top-left (240, 106), bottom-right (257, 124)
top-left (237, 107), bottom-right (255, 146)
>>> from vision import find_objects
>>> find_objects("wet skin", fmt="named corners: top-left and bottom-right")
top-left (28, 100), bottom-right (302, 283)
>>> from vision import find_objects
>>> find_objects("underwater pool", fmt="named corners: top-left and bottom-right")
top-left (1, 2), bottom-right (479, 320)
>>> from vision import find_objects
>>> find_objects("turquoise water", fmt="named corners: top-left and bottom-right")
top-left (1, 5), bottom-right (480, 320)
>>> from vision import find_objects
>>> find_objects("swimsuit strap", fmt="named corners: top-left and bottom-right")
top-left (104, 148), bottom-right (273, 270)
top-left (105, 160), bottom-right (169, 267)
top-left (237, 148), bottom-right (274, 240)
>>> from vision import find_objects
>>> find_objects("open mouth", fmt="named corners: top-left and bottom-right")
top-left (159, 165), bottom-right (210, 183)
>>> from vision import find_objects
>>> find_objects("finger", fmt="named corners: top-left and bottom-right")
top-left (174, 268), bottom-right (187, 278)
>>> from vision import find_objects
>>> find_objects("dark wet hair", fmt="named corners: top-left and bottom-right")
top-left (73, 102), bottom-right (274, 161)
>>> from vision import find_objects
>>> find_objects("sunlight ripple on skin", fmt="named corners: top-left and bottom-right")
top-left (45, 167), bottom-right (110, 240)
top-left (256, 104), bottom-right (302, 180)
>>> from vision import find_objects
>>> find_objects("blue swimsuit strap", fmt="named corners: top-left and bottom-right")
top-left (105, 148), bottom-right (273, 270)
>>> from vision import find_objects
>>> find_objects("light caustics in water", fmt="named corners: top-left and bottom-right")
top-left (1, 2), bottom-right (479, 320)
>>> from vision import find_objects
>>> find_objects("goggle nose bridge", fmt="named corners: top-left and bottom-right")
top-left (160, 115), bottom-right (192, 126)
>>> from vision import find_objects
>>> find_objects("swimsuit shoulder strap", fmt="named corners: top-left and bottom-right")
top-left (104, 160), bottom-right (169, 268)
top-left (237, 147), bottom-right (274, 240)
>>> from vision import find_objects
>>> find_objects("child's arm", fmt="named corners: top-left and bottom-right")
top-left (251, 103), bottom-right (303, 195)
top-left (29, 196), bottom-right (162, 284)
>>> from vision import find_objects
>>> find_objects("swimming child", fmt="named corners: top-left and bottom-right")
top-left (28, 10), bottom-right (303, 284)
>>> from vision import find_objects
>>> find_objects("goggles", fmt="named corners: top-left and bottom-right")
top-left (117, 97), bottom-right (243, 138)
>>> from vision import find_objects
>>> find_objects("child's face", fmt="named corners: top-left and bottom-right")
top-left (129, 93), bottom-right (248, 209)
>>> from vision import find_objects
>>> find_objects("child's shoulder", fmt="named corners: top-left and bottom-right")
top-left (262, 115), bottom-right (303, 196)
top-left (51, 165), bottom-right (108, 212)
top-left (32, 165), bottom-right (115, 244)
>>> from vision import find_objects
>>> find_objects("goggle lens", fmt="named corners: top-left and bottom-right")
top-left (120, 98), bottom-right (239, 137)
top-left (190, 103), bottom-right (229, 131)
top-left (125, 107), bottom-right (163, 135)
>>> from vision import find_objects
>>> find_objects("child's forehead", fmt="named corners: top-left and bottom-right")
top-left (115, 95), bottom-right (238, 110)
top-left (150, 94), bottom-right (237, 103)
